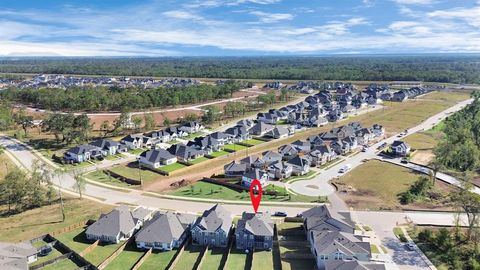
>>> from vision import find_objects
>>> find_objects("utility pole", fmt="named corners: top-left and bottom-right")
top-left (137, 158), bottom-right (143, 187)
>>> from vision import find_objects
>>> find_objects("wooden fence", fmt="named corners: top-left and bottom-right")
top-left (166, 239), bottom-right (189, 270)
top-left (104, 169), bottom-right (141, 185)
top-left (79, 240), bottom-right (99, 257)
top-left (192, 245), bottom-right (208, 270)
top-left (97, 237), bottom-right (134, 270)
top-left (48, 220), bottom-right (93, 237)
top-left (30, 253), bottom-right (72, 270)
top-left (131, 248), bottom-right (152, 270)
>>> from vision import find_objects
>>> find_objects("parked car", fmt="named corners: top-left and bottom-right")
top-left (406, 242), bottom-right (415, 251)
top-left (401, 158), bottom-right (408, 164)
top-left (272, 211), bottom-right (288, 217)
top-left (377, 142), bottom-right (387, 150)
top-left (338, 164), bottom-right (352, 173)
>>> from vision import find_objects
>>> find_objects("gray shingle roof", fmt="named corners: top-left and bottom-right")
top-left (312, 230), bottom-right (370, 257)
top-left (325, 260), bottom-right (386, 270)
top-left (194, 204), bottom-right (233, 233)
top-left (86, 205), bottom-right (136, 239)
top-left (236, 212), bottom-right (274, 237)
top-left (140, 149), bottom-right (176, 163)
top-left (135, 212), bottom-right (196, 244)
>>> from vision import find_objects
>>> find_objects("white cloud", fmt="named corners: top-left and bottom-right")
top-left (249, 11), bottom-right (293, 23)
top-left (392, 0), bottom-right (436, 5)
top-left (162, 10), bottom-right (204, 20)
top-left (428, 7), bottom-right (480, 27)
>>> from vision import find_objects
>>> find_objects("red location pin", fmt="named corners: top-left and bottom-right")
top-left (249, 178), bottom-right (263, 213)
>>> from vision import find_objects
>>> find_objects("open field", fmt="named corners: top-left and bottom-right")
top-left (169, 180), bottom-right (324, 203)
top-left (103, 242), bottom-right (145, 270)
top-left (143, 91), bottom-right (470, 192)
top-left (335, 160), bottom-right (454, 210)
top-left (137, 250), bottom-right (176, 270)
top-left (0, 195), bottom-right (112, 242)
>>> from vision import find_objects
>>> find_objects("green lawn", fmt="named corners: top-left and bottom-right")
top-left (104, 155), bottom-right (120, 161)
top-left (137, 250), bottom-right (176, 270)
top-left (223, 144), bottom-right (248, 151)
top-left (185, 131), bottom-right (206, 140)
top-left (370, 245), bottom-right (380, 254)
top-left (190, 156), bottom-right (210, 165)
top-left (281, 170), bottom-right (318, 183)
top-left (403, 123), bottom-right (443, 150)
top-left (172, 245), bottom-right (203, 270)
top-left (54, 228), bottom-right (91, 254)
top-left (243, 139), bottom-right (265, 146)
top-left (110, 165), bottom-right (160, 182)
top-left (103, 242), bottom-right (145, 270)
top-left (169, 180), bottom-right (324, 203)
top-left (31, 244), bottom-right (64, 266)
top-left (160, 162), bottom-right (188, 172)
top-left (225, 245), bottom-right (248, 270)
top-left (84, 241), bottom-right (124, 266)
top-left (128, 148), bottom-right (147, 155)
top-left (41, 258), bottom-right (83, 270)
top-left (209, 150), bottom-right (230, 158)
top-left (85, 170), bottom-right (132, 188)
top-left (253, 250), bottom-right (273, 269)
top-left (200, 248), bottom-right (225, 270)
top-left (281, 258), bottom-right (317, 270)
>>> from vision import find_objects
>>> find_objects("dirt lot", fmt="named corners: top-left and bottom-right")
top-left (410, 150), bottom-right (435, 166)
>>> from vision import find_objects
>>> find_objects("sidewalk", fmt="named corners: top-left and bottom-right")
top-left (401, 226), bottom-right (438, 270)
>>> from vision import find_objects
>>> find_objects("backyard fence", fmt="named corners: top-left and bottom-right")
top-left (166, 239), bottom-right (189, 270)
top-left (131, 248), bottom-right (152, 270)
top-left (30, 253), bottom-right (72, 270)
top-left (192, 245), bottom-right (208, 270)
top-left (97, 236), bottom-right (134, 270)
top-left (79, 240), bottom-right (99, 256)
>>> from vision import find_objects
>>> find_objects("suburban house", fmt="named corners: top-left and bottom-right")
top-left (188, 136), bottom-right (221, 154)
top-left (308, 145), bottom-right (337, 166)
top-left (191, 204), bottom-right (233, 248)
top-left (86, 206), bottom-right (139, 244)
top-left (64, 144), bottom-right (102, 163)
top-left (209, 132), bottom-right (234, 145)
top-left (250, 122), bottom-right (274, 136)
top-left (89, 139), bottom-right (126, 156)
top-left (178, 121), bottom-right (204, 134)
top-left (0, 242), bottom-right (38, 270)
top-left (224, 126), bottom-right (250, 142)
top-left (262, 151), bottom-right (283, 165)
top-left (390, 141), bottom-right (411, 157)
top-left (120, 134), bottom-right (144, 149)
top-left (240, 156), bottom-right (266, 169)
top-left (301, 206), bottom-right (373, 270)
top-left (167, 144), bottom-right (204, 162)
top-left (139, 149), bottom-right (177, 169)
top-left (265, 126), bottom-right (289, 139)
top-left (236, 119), bottom-right (255, 129)
top-left (372, 124), bottom-right (385, 137)
top-left (224, 161), bottom-right (249, 177)
top-left (355, 128), bottom-right (375, 145)
top-left (131, 207), bottom-right (153, 227)
top-left (331, 139), bottom-right (351, 155)
top-left (287, 156), bottom-right (311, 175)
top-left (291, 140), bottom-right (312, 153)
top-left (324, 260), bottom-right (386, 270)
top-left (145, 130), bottom-right (171, 143)
top-left (242, 169), bottom-right (269, 187)
top-left (257, 113), bottom-right (279, 124)
top-left (165, 126), bottom-right (188, 138)
top-left (235, 212), bottom-right (274, 251)
top-left (267, 160), bottom-right (293, 180)
top-left (135, 212), bottom-right (196, 251)
top-left (278, 144), bottom-right (298, 160)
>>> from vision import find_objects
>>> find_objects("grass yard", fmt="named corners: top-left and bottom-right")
top-left (281, 170), bottom-right (318, 183)
top-left (128, 148), bottom-right (146, 155)
top-left (138, 250), bottom-right (176, 270)
top-left (200, 248), bottom-right (226, 270)
top-left (403, 121), bottom-right (444, 150)
top-left (84, 241), bottom-right (124, 266)
top-left (209, 150), bottom-right (230, 158)
top-left (103, 242), bottom-right (145, 270)
top-left (0, 195), bottom-right (112, 242)
top-left (253, 250), bottom-right (273, 269)
top-left (169, 180), bottom-right (324, 203)
top-left (160, 162), bottom-right (188, 173)
top-left (243, 138), bottom-right (265, 146)
top-left (225, 245), bottom-right (249, 270)
top-left (85, 170), bottom-right (132, 188)
top-left (185, 131), bottom-right (206, 140)
top-left (171, 245), bottom-right (203, 270)
top-left (41, 258), bottom-right (83, 270)
top-left (281, 258), bottom-right (317, 270)
top-left (335, 160), bottom-right (452, 210)
top-left (190, 156), bottom-right (210, 165)
top-left (110, 164), bottom-right (160, 183)
top-left (31, 244), bottom-right (65, 266)
top-left (223, 143), bottom-right (248, 152)
top-left (54, 228), bottom-right (92, 254)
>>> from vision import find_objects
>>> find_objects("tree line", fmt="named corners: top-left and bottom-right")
top-left (1, 80), bottom-right (246, 112)
top-left (435, 91), bottom-right (480, 172)
top-left (0, 56), bottom-right (479, 83)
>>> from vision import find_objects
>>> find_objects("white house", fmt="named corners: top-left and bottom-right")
top-left (242, 169), bottom-right (269, 187)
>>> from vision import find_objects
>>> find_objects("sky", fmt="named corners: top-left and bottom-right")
top-left (0, 0), bottom-right (479, 56)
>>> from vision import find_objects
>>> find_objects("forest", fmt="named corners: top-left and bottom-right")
top-left (1, 81), bottom-right (245, 111)
top-left (435, 91), bottom-right (480, 172)
top-left (1, 55), bottom-right (480, 84)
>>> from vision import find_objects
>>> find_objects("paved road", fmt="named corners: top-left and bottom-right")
top-left (288, 98), bottom-right (473, 197)
top-left (377, 156), bottom-right (480, 195)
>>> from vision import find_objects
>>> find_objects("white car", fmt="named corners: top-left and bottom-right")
top-left (406, 242), bottom-right (415, 251)
top-left (338, 164), bottom-right (352, 173)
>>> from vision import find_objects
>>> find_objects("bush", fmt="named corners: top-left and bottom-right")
top-left (418, 229), bottom-right (433, 243)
